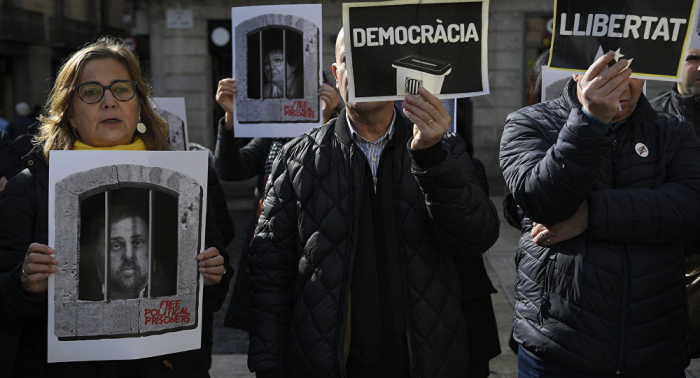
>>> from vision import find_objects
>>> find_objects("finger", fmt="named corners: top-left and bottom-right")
top-left (25, 252), bottom-right (58, 266)
top-left (593, 59), bottom-right (630, 82)
top-left (197, 247), bottom-right (220, 261)
top-left (416, 87), bottom-right (449, 120)
top-left (582, 51), bottom-right (616, 83)
top-left (595, 68), bottom-right (631, 98)
top-left (593, 76), bottom-right (631, 106)
top-left (402, 107), bottom-right (434, 131)
top-left (203, 273), bottom-right (223, 286)
top-left (402, 99), bottom-right (442, 128)
top-left (27, 243), bottom-right (55, 256)
top-left (24, 261), bottom-right (58, 276)
top-left (198, 254), bottom-right (224, 267)
top-left (530, 223), bottom-right (545, 239)
top-left (403, 93), bottom-right (439, 124)
top-left (199, 264), bottom-right (226, 275)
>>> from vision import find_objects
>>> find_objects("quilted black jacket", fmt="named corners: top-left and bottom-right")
top-left (0, 149), bottom-right (233, 377)
top-left (650, 84), bottom-right (700, 137)
top-left (650, 86), bottom-right (700, 256)
top-left (500, 80), bottom-right (700, 376)
top-left (248, 109), bottom-right (500, 377)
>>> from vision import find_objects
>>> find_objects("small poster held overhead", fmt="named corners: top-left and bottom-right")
top-left (151, 98), bottom-right (189, 151)
top-left (48, 151), bottom-right (208, 362)
top-left (343, 0), bottom-right (490, 102)
top-left (231, 4), bottom-right (323, 138)
top-left (549, 0), bottom-right (699, 81)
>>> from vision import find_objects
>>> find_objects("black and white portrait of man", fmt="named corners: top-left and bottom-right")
top-left (78, 187), bottom-right (177, 301)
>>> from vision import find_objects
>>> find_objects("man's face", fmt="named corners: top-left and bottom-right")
top-left (678, 49), bottom-right (700, 96)
top-left (612, 78), bottom-right (645, 123)
top-left (332, 30), bottom-right (391, 113)
top-left (100, 215), bottom-right (149, 298)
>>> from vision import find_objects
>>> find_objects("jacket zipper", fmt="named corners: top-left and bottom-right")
top-left (370, 158), bottom-right (394, 376)
top-left (610, 137), bottom-right (628, 375)
top-left (338, 144), bottom-right (358, 378)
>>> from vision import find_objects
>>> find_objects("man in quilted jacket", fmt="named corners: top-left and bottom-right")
top-left (247, 29), bottom-right (500, 378)
top-left (500, 51), bottom-right (700, 377)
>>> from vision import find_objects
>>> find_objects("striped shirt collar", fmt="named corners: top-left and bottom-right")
top-left (345, 108), bottom-right (396, 146)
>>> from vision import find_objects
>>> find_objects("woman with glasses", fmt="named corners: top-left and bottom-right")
top-left (0, 37), bottom-right (231, 377)
top-left (262, 43), bottom-right (303, 99)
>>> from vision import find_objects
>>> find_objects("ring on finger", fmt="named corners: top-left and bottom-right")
top-left (426, 119), bottom-right (434, 124)
top-left (21, 266), bottom-right (30, 278)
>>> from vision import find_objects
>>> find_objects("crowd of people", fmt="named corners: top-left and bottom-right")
top-left (1, 24), bottom-right (700, 378)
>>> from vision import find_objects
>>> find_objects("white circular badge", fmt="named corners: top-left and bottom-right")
top-left (635, 143), bottom-right (649, 157)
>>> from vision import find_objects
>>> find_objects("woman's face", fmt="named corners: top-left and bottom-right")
top-left (69, 58), bottom-right (140, 148)
top-left (264, 49), bottom-right (295, 89)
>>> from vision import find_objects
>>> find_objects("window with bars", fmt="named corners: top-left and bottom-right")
top-left (247, 27), bottom-right (304, 100)
top-left (78, 187), bottom-right (177, 301)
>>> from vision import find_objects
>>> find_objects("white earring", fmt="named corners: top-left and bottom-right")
top-left (137, 118), bottom-right (147, 134)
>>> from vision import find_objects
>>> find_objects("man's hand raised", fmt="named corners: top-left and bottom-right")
top-left (574, 51), bottom-right (631, 124)
top-left (402, 87), bottom-right (450, 150)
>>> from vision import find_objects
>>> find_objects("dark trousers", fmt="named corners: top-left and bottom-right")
top-left (518, 346), bottom-right (686, 378)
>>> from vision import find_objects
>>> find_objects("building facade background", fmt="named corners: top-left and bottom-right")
top-left (0, 0), bottom-right (670, 191)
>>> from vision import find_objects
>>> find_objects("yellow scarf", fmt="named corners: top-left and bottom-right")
top-left (73, 136), bottom-right (146, 151)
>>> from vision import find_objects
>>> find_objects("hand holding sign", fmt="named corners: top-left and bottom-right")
top-left (216, 78), bottom-right (237, 130)
top-left (22, 243), bottom-right (58, 293)
top-left (402, 87), bottom-right (450, 150)
top-left (574, 51), bottom-right (632, 124)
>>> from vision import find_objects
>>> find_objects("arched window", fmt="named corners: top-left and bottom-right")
top-left (53, 164), bottom-right (202, 340)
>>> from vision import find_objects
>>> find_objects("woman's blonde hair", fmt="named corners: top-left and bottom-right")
top-left (35, 36), bottom-right (169, 158)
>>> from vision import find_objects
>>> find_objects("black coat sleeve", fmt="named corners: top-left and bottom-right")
top-left (408, 134), bottom-right (500, 257)
top-left (247, 145), bottom-right (300, 373)
top-left (202, 193), bottom-right (234, 314)
top-left (0, 170), bottom-right (47, 333)
top-left (500, 106), bottom-right (614, 224)
top-left (214, 118), bottom-right (269, 181)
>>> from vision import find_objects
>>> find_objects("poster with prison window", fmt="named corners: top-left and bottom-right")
top-left (231, 4), bottom-right (323, 138)
top-left (343, 0), bottom-right (490, 102)
top-left (152, 98), bottom-right (189, 151)
top-left (686, 4), bottom-right (700, 49)
top-left (47, 151), bottom-right (208, 362)
top-left (549, 0), bottom-right (699, 80)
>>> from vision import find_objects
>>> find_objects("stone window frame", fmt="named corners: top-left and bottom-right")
top-left (53, 164), bottom-right (202, 340)
top-left (235, 13), bottom-right (320, 123)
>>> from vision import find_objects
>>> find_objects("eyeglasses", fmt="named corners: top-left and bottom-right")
top-left (264, 57), bottom-right (284, 68)
top-left (75, 80), bottom-right (137, 104)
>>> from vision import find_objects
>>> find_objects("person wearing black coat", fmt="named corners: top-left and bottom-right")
top-left (246, 29), bottom-right (500, 378)
top-left (500, 52), bottom-right (700, 377)
top-left (650, 48), bottom-right (700, 138)
top-left (213, 77), bottom-right (341, 333)
top-left (0, 37), bottom-right (233, 378)
top-left (0, 130), bottom-right (26, 191)
top-left (0, 149), bottom-right (232, 377)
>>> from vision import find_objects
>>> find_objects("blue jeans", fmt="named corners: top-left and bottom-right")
top-left (518, 345), bottom-right (686, 378)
